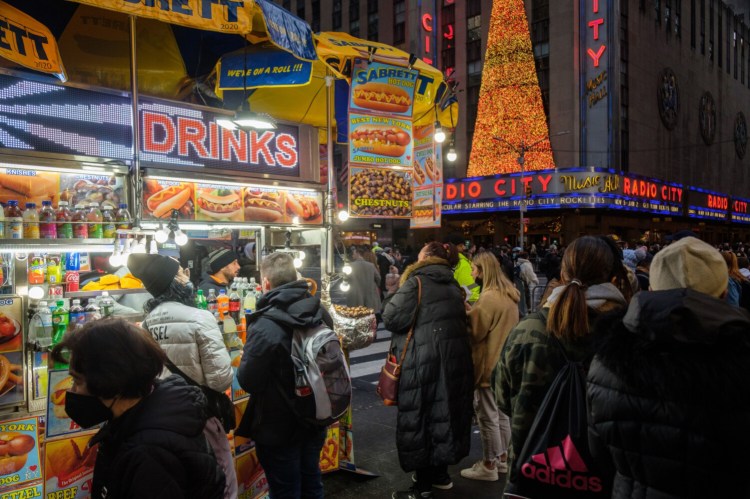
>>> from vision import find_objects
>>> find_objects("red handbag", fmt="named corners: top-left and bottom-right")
top-left (377, 277), bottom-right (422, 406)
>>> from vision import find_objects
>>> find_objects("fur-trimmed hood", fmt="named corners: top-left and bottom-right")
top-left (400, 256), bottom-right (452, 285)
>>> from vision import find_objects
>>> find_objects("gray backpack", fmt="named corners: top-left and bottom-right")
top-left (291, 324), bottom-right (352, 426)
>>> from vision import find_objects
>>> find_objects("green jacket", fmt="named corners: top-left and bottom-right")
top-left (453, 253), bottom-right (480, 303)
top-left (495, 309), bottom-right (594, 464)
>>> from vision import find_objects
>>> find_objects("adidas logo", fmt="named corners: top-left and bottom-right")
top-left (520, 435), bottom-right (603, 492)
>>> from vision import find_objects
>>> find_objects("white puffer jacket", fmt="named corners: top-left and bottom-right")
top-left (142, 302), bottom-right (233, 392)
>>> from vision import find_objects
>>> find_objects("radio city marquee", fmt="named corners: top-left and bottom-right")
top-left (443, 168), bottom-right (684, 216)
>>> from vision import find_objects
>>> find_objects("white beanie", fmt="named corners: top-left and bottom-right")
top-left (650, 237), bottom-right (728, 298)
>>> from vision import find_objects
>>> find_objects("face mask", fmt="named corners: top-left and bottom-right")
top-left (65, 391), bottom-right (114, 428)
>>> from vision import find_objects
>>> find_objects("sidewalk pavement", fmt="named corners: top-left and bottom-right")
top-left (322, 378), bottom-right (507, 498)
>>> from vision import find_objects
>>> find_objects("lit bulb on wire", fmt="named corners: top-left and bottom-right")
top-left (298, 250), bottom-right (306, 261)
top-left (173, 229), bottom-right (188, 246)
top-left (339, 280), bottom-right (350, 292)
top-left (342, 264), bottom-right (352, 275)
top-left (338, 210), bottom-right (349, 222)
top-left (293, 257), bottom-right (302, 269)
top-left (154, 223), bottom-right (169, 243)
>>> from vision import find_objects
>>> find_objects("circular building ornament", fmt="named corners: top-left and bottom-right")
top-left (698, 91), bottom-right (716, 145)
top-left (735, 112), bottom-right (748, 159)
top-left (657, 68), bottom-right (679, 130)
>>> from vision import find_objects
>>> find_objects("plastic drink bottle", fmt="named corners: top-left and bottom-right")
top-left (39, 201), bottom-right (57, 239)
top-left (217, 289), bottom-right (229, 320)
top-left (31, 301), bottom-right (52, 350)
top-left (69, 299), bottom-right (85, 329)
top-left (116, 203), bottom-right (132, 230)
top-left (72, 204), bottom-right (88, 239)
top-left (28, 254), bottom-right (46, 284)
top-left (243, 280), bottom-right (257, 314)
top-left (195, 289), bottom-right (207, 310)
top-left (87, 203), bottom-right (103, 239)
top-left (84, 299), bottom-right (101, 322)
top-left (51, 300), bottom-right (69, 346)
top-left (99, 291), bottom-right (114, 317)
top-left (229, 281), bottom-right (241, 323)
top-left (55, 201), bottom-right (73, 239)
top-left (207, 289), bottom-right (218, 318)
top-left (101, 204), bottom-right (116, 239)
top-left (46, 254), bottom-right (63, 284)
top-left (23, 203), bottom-right (39, 239)
top-left (0, 202), bottom-right (6, 238)
top-left (5, 201), bottom-right (22, 239)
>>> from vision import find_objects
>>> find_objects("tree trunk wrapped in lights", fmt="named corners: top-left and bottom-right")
top-left (467, 0), bottom-right (555, 176)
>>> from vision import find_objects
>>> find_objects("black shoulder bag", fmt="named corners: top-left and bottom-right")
top-left (164, 359), bottom-right (236, 433)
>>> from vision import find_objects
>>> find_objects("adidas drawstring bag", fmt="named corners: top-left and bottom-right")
top-left (505, 339), bottom-right (612, 499)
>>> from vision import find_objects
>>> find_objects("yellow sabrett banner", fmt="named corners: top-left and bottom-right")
top-left (0, 0), bottom-right (66, 80)
top-left (67, 0), bottom-right (254, 34)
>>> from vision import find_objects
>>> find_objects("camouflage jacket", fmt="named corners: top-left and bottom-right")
top-left (495, 309), bottom-right (595, 461)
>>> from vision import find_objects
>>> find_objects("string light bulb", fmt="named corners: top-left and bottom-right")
top-left (434, 121), bottom-right (446, 143)
top-left (173, 229), bottom-right (188, 246)
top-left (154, 223), bottom-right (169, 243)
top-left (339, 280), bottom-right (350, 292)
top-left (338, 210), bottom-right (349, 222)
top-left (342, 263), bottom-right (352, 275)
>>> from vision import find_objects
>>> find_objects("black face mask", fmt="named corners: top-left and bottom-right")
top-left (65, 391), bottom-right (114, 428)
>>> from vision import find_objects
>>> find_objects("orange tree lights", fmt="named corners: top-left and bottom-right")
top-left (467, 0), bottom-right (555, 176)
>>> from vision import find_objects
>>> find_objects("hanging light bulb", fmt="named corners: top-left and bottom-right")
top-left (133, 235), bottom-right (148, 254)
top-left (109, 244), bottom-right (123, 267)
top-left (149, 238), bottom-right (158, 254)
top-left (434, 121), bottom-right (446, 143)
top-left (298, 250), bottom-right (306, 260)
top-left (342, 263), bottom-right (352, 275)
top-left (293, 257), bottom-right (302, 269)
top-left (446, 144), bottom-right (457, 162)
top-left (173, 229), bottom-right (188, 246)
top-left (337, 210), bottom-right (349, 222)
top-left (154, 223), bottom-right (169, 243)
top-left (28, 286), bottom-right (45, 300)
top-left (339, 280), bottom-right (350, 292)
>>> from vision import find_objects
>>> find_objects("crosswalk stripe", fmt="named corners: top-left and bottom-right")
top-left (349, 358), bottom-right (388, 379)
top-left (349, 340), bottom-right (389, 359)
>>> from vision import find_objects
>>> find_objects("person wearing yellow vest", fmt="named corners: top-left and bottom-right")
top-left (446, 234), bottom-right (480, 304)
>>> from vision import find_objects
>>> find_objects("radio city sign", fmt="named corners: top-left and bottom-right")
top-left (443, 168), bottom-right (684, 215)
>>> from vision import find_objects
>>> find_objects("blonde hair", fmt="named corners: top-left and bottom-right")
top-left (472, 252), bottom-right (520, 302)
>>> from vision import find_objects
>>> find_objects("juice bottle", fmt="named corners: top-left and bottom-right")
top-left (87, 203), bottom-right (103, 239)
top-left (5, 201), bottom-right (22, 239)
top-left (22, 202), bottom-right (39, 239)
top-left (28, 254), bottom-right (46, 284)
top-left (72, 204), bottom-right (88, 239)
top-left (217, 289), bottom-right (229, 320)
top-left (102, 204), bottom-right (116, 239)
top-left (46, 254), bottom-right (63, 284)
top-left (55, 201), bottom-right (73, 239)
top-left (116, 203), bottom-right (132, 230)
top-left (39, 201), bottom-right (57, 239)
top-left (0, 202), bottom-right (5, 239)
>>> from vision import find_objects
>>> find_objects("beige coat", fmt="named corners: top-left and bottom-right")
top-left (468, 289), bottom-right (519, 387)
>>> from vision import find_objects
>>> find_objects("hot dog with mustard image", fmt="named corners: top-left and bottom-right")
top-left (350, 125), bottom-right (411, 157)
top-left (352, 82), bottom-right (412, 113)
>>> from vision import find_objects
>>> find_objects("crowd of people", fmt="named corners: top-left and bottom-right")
top-left (51, 230), bottom-right (750, 499)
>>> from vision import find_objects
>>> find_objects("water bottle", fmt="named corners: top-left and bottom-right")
top-left (99, 291), bottom-right (114, 318)
top-left (30, 301), bottom-right (52, 350)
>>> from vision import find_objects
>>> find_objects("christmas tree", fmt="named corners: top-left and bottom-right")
top-left (467, 0), bottom-right (554, 176)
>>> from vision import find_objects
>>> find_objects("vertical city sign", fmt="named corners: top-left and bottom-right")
top-left (580, 0), bottom-right (612, 169)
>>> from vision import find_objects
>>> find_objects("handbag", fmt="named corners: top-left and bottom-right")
top-left (376, 276), bottom-right (422, 406)
top-left (164, 359), bottom-right (236, 433)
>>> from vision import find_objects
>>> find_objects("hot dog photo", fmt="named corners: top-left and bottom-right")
top-left (285, 192), bottom-right (323, 224)
top-left (44, 434), bottom-right (98, 495)
top-left (243, 188), bottom-right (285, 223)
top-left (142, 178), bottom-right (194, 220)
top-left (47, 370), bottom-right (90, 438)
top-left (350, 59), bottom-right (417, 117)
top-left (352, 82), bottom-right (412, 114)
top-left (195, 185), bottom-right (243, 222)
top-left (349, 114), bottom-right (413, 166)
top-left (0, 416), bottom-right (41, 486)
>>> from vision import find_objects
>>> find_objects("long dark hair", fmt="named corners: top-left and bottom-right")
top-left (598, 235), bottom-right (634, 303)
top-left (547, 236), bottom-right (615, 340)
top-left (144, 280), bottom-right (195, 313)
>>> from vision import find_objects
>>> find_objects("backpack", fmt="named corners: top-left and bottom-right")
top-left (290, 324), bottom-right (352, 427)
top-left (505, 331), bottom-right (612, 499)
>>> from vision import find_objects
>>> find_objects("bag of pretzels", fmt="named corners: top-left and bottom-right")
top-left (330, 304), bottom-right (377, 351)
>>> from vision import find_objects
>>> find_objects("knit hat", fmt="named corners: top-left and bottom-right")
top-left (650, 237), bottom-right (728, 298)
top-left (634, 246), bottom-right (648, 263)
top-left (207, 248), bottom-right (237, 274)
top-left (127, 254), bottom-right (180, 298)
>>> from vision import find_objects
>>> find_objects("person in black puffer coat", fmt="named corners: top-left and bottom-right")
top-left (588, 237), bottom-right (750, 499)
top-left (384, 242), bottom-right (474, 499)
top-left (51, 318), bottom-right (225, 499)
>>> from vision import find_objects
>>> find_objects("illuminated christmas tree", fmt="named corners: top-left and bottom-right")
top-left (467, 0), bottom-right (554, 176)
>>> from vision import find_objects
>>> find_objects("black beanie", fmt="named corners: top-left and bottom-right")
top-left (208, 248), bottom-right (237, 274)
top-left (127, 254), bottom-right (180, 298)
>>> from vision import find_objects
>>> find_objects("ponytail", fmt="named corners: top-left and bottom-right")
top-left (547, 281), bottom-right (590, 339)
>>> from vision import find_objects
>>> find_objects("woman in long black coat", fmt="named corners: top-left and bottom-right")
top-left (384, 242), bottom-right (474, 499)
